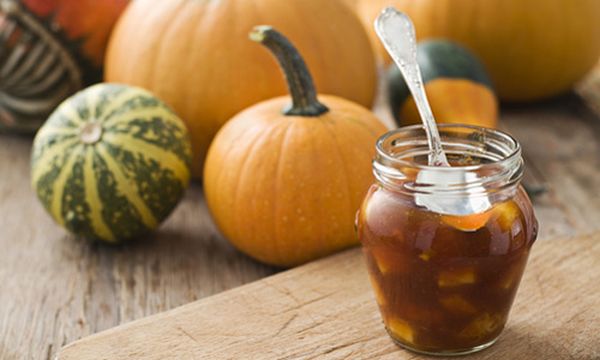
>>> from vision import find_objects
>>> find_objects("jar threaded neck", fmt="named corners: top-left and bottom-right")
top-left (374, 124), bottom-right (523, 200)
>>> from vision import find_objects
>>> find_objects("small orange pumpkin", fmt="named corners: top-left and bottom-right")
top-left (204, 27), bottom-right (387, 267)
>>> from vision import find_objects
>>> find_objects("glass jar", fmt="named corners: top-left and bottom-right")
top-left (356, 124), bottom-right (538, 356)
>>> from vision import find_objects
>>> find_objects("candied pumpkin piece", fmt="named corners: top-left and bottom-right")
top-left (498, 270), bottom-right (518, 290)
top-left (439, 294), bottom-right (477, 314)
top-left (438, 267), bottom-right (476, 287)
top-left (459, 313), bottom-right (503, 340)
top-left (394, 300), bottom-right (444, 324)
top-left (493, 200), bottom-right (520, 232)
top-left (368, 274), bottom-right (387, 306)
top-left (419, 249), bottom-right (434, 261)
top-left (387, 317), bottom-right (415, 343)
top-left (441, 210), bottom-right (492, 232)
top-left (371, 246), bottom-right (409, 275)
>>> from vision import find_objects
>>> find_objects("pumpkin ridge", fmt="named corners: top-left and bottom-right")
top-left (321, 117), bottom-right (355, 250)
top-left (84, 84), bottom-right (105, 119)
top-left (103, 132), bottom-right (190, 187)
top-left (54, 102), bottom-right (84, 126)
top-left (91, 150), bottom-right (150, 239)
top-left (291, 119), bottom-right (320, 263)
top-left (34, 157), bottom-right (64, 216)
top-left (61, 150), bottom-right (99, 238)
top-left (304, 116), bottom-right (327, 262)
top-left (102, 97), bottom-right (178, 128)
top-left (147, 0), bottom-right (189, 96)
top-left (88, 85), bottom-right (118, 120)
top-left (83, 147), bottom-right (115, 242)
top-left (205, 116), bottom-right (268, 238)
top-left (104, 116), bottom-right (191, 165)
top-left (34, 126), bottom-right (77, 138)
top-left (95, 89), bottom-right (143, 123)
top-left (205, 125), bottom-right (246, 221)
top-left (96, 143), bottom-right (158, 229)
top-left (273, 120), bottom-right (295, 264)
top-left (230, 122), bottom-right (279, 252)
top-left (31, 137), bottom-right (79, 185)
top-left (32, 128), bottom-right (78, 152)
top-left (50, 146), bottom-right (81, 226)
top-left (102, 141), bottom-right (187, 222)
top-left (104, 109), bottom-right (187, 139)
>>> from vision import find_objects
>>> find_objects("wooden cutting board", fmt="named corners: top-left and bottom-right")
top-left (58, 233), bottom-right (600, 359)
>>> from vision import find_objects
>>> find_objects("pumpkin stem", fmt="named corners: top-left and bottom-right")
top-left (250, 26), bottom-right (329, 117)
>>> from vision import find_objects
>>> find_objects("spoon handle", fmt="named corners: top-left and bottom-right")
top-left (405, 65), bottom-right (448, 166)
top-left (375, 8), bottom-right (449, 167)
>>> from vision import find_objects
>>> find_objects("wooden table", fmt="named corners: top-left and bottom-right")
top-left (2, 67), bottom-right (600, 359)
top-left (58, 232), bottom-right (600, 359)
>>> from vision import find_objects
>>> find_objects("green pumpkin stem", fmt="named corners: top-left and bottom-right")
top-left (250, 26), bottom-right (329, 117)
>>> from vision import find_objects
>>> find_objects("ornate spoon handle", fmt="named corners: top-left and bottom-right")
top-left (375, 7), bottom-right (449, 167)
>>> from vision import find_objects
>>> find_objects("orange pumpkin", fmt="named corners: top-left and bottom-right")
top-left (105, 0), bottom-right (377, 177)
top-left (204, 26), bottom-right (387, 267)
top-left (356, 0), bottom-right (600, 101)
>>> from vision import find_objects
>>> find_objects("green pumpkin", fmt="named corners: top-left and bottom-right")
top-left (388, 39), bottom-right (498, 129)
top-left (31, 84), bottom-right (192, 243)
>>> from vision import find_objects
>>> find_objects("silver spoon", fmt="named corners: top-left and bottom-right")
top-left (374, 8), bottom-right (493, 216)
top-left (375, 7), bottom-right (449, 167)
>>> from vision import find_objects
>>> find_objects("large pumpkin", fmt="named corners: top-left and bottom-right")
top-left (204, 27), bottom-right (387, 267)
top-left (355, 0), bottom-right (600, 102)
top-left (105, 0), bottom-right (377, 177)
top-left (31, 84), bottom-right (191, 243)
top-left (0, 0), bottom-right (129, 133)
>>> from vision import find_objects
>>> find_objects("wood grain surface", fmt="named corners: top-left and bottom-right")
top-left (1, 67), bottom-right (600, 359)
top-left (0, 137), bottom-right (276, 360)
top-left (57, 233), bottom-right (600, 360)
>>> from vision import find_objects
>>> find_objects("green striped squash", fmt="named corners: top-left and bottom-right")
top-left (31, 84), bottom-right (192, 243)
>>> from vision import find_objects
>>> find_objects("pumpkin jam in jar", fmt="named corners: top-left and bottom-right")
top-left (357, 125), bottom-right (538, 356)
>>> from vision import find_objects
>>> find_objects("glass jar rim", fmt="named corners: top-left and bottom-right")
top-left (376, 124), bottom-right (521, 171)
top-left (373, 124), bottom-right (524, 203)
